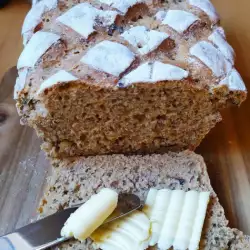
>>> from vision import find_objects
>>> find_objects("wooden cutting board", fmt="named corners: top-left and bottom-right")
top-left (0, 0), bottom-right (250, 238)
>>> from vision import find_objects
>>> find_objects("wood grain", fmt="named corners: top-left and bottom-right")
top-left (0, 0), bottom-right (250, 240)
top-left (0, 67), bottom-right (50, 236)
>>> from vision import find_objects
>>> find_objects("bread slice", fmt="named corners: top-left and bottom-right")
top-left (15, 0), bottom-right (247, 158)
top-left (39, 151), bottom-right (250, 249)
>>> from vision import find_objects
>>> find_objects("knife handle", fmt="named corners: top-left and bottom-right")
top-left (0, 234), bottom-right (32, 250)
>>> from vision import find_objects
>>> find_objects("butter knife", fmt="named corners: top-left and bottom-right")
top-left (0, 193), bottom-right (141, 250)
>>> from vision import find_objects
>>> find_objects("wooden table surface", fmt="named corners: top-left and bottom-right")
top-left (0, 0), bottom-right (250, 238)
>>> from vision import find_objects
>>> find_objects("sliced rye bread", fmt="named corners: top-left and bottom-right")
top-left (39, 151), bottom-right (250, 249)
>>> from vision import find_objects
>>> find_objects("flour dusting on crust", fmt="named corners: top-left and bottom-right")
top-left (121, 26), bottom-right (170, 55)
top-left (119, 61), bottom-right (188, 87)
top-left (97, 0), bottom-right (144, 14)
top-left (14, 69), bottom-right (28, 99)
top-left (208, 29), bottom-right (235, 64)
top-left (190, 41), bottom-right (232, 77)
top-left (220, 69), bottom-right (246, 91)
top-left (81, 40), bottom-right (135, 76)
top-left (22, 0), bottom-right (58, 45)
top-left (162, 10), bottom-right (199, 33)
top-left (155, 10), bottom-right (167, 21)
top-left (57, 3), bottom-right (118, 39)
top-left (188, 0), bottom-right (219, 24)
top-left (17, 31), bottom-right (60, 70)
top-left (37, 70), bottom-right (78, 94)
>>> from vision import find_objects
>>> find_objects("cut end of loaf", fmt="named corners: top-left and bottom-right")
top-left (17, 81), bottom-right (222, 158)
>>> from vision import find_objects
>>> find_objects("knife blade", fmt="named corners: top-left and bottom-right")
top-left (0, 193), bottom-right (141, 250)
top-left (0, 207), bottom-right (77, 250)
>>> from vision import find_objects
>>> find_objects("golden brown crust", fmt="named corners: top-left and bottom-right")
top-left (17, 0), bottom-right (246, 98)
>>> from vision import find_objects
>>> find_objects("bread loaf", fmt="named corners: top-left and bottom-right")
top-left (15, 0), bottom-right (247, 158)
top-left (39, 151), bottom-right (250, 249)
